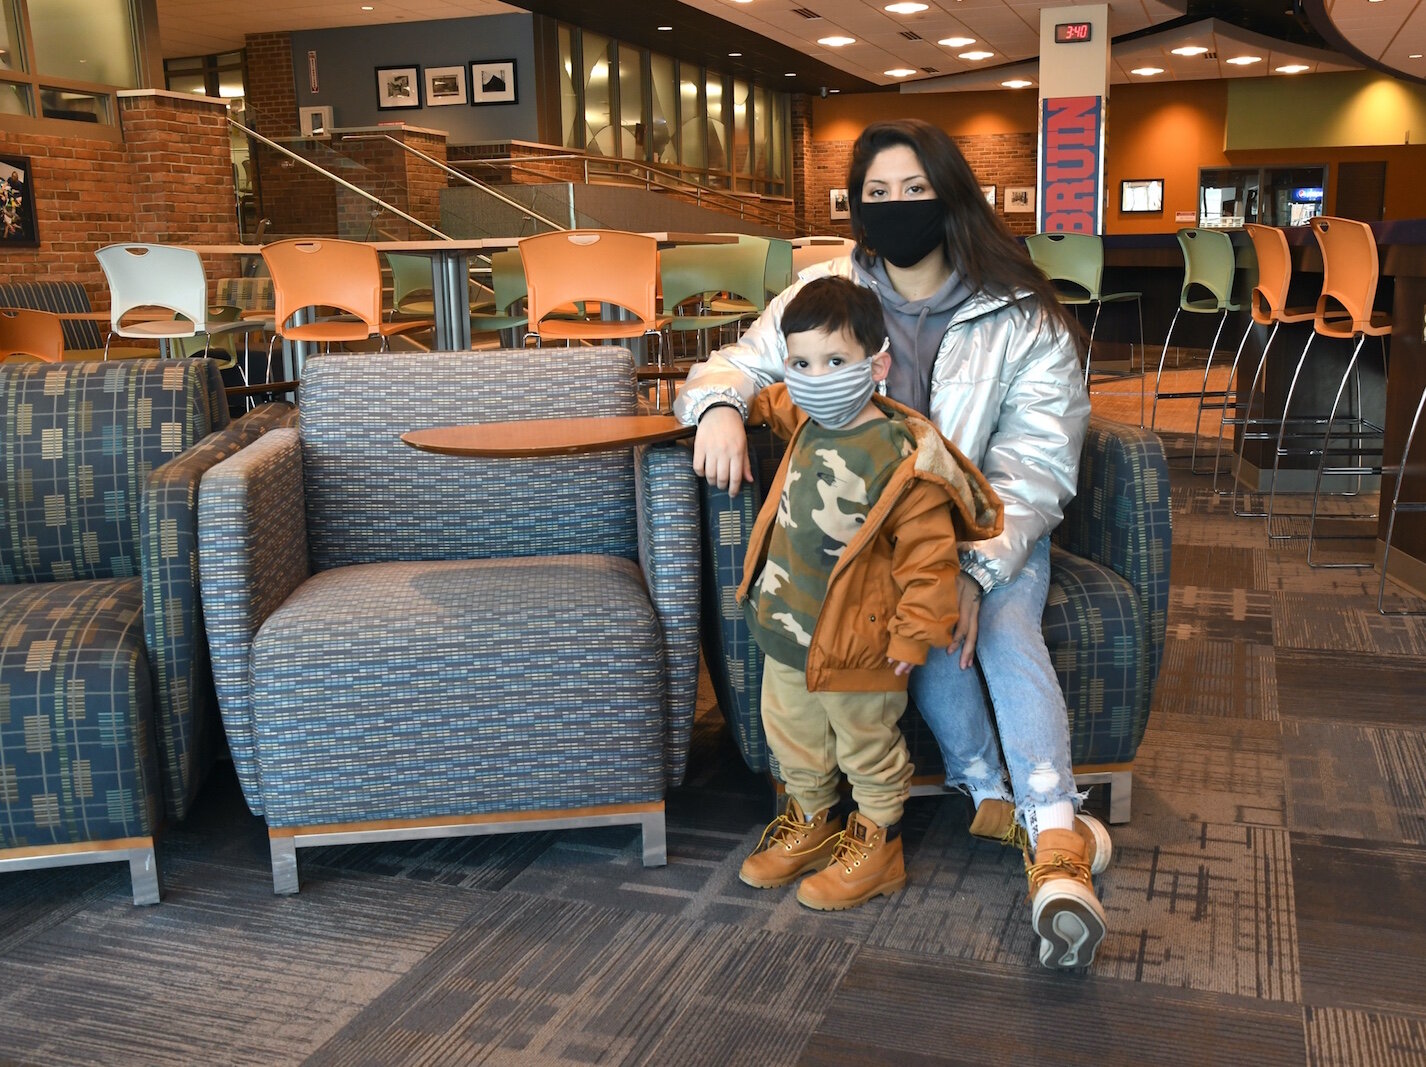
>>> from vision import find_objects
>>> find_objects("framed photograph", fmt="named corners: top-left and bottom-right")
top-left (375, 65), bottom-right (421, 110)
top-left (0, 154), bottom-right (39, 247)
top-left (1004, 186), bottom-right (1035, 214)
top-left (1120, 177), bottom-right (1164, 213)
top-left (423, 65), bottom-right (468, 107)
top-left (828, 188), bottom-right (851, 221)
top-left (299, 105), bottom-right (334, 136)
top-left (470, 59), bottom-right (517, 106)
top-left (980, 184), bottom-right (997, 207)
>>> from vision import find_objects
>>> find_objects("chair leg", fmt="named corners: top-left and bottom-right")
top-left (1307, 334), bottom-right (1379, 568)
top-left (1189, 308), bottom-right (1232, 474)
top-left (128, 841), bottom-right (163, 905)
top-left (270, 834), bottom-right (300, 895)
top-left (1084, 301), bottom-right (1103, 386)
top-left (1209, 316), bottom-right (1257, 493)
top-left (1149, 306), bottom-right (1184, 431)
top-left (1266, 331), bottom-right (1318, 539)
top-left (1378, 385), bottom-right (1426, 614)
top-left (640, 809), bottom-right (668, 867)
top-left (1231, 321), bottom-right (1281, 517)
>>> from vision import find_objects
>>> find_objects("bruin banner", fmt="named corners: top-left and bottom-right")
top-left (1039, 95), bottom-right (1103, 233)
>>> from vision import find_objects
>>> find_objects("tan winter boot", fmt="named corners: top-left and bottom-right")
top-left (795, 811), bottom-right (906, 911)
top-left (1025, 827), bottom-right (1108, 970)
top-left (972, 801), bottom-right (1113, 875)
top-left (739, 798), bottom-right (843, 889)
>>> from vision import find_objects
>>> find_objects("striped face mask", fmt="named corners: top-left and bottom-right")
top-left (784, 359), bottom-right (877, 429)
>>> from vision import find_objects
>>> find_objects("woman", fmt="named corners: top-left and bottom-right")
top-left (674, 119), bottom-right (1111, 970)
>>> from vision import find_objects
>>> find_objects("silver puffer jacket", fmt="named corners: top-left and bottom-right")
top-left (673, 256), bottom-right (1090, 589)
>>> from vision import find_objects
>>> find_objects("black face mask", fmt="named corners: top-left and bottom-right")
top-left (859, 199), bottom-right (948, 268)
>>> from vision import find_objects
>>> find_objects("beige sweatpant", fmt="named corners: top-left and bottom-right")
top-left (760, 656), bottom-right (913, 828)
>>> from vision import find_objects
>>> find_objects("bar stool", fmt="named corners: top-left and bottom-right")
top-left (1218, 224), bottom-right (1319, 514)
top-left (1025, 232), bottom-right (1145, 391)
top-left (1300, 217), bottom-right (1391, 565)
top-left (1149, 228), bottom-right (1246, 469)
top-left (1378, 383), bottom-right (1426, 615)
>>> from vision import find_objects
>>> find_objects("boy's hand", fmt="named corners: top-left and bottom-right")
top-left (692, 405), bottom-right (754, 496)
top-left (887, 657), bottom-right (914, 677)
top-left (947, 571), bottom-right (983, 670)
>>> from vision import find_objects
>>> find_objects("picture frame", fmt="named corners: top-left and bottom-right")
top-left (423, 65), bottom-right (468, 107)
top-left (0, 154), bottom-right (39, 247)
top-left (828, 187), bottom-right (851, 221)
top-left (470, 59), bottom-right (517, 106)
top-left (1120, 177), bottom-right (1164, 213)
top-left (980, 184), bottom-right (997, 207)
top-left (1004, 186), bottom-right (1035, 214)
top-left (298, 105), bottom-right (334, 136)
top-left (375, 65), bottom-right (421, 111)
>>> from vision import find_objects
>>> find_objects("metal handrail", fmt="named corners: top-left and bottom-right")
top-left (341, 134), bottom-right (569, 232)
top-left (229, 118), bottom-right (445, 239)
top-left (453, 151), bottom-right (796, 230)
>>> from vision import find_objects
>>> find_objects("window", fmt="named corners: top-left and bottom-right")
top-left (0, 0), bottom-right (141, 127)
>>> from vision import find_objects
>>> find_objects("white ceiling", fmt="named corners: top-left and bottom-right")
top-left (152, 0), bottom-right (1413, 89)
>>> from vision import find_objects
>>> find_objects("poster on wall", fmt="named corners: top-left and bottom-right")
top-left (424, 66), bottom-right (468, 107)
top-left (828, 188), bottom-right (850, 220)
top-left (470, 59), bottom-right (517, 105)
top-left (375, 65), bottom-right (422, 110)
top-left (0, 155), bottom-right (39, 247)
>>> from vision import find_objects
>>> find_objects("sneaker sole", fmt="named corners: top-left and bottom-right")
top-left (1032, 879), bottom-right (1107, 970)
top-left (795, 874), bottom-right (907, 911)
top-left (1077, 814), bottom-right (1113, 876)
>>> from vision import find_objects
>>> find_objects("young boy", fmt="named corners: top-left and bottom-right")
top-left (736, 276), bottom-right (1003, 910)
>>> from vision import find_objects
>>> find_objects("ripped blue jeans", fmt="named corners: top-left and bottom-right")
top-left (908, 535), bottom-right (1079, 818)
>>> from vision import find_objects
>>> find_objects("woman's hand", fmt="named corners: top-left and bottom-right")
top-left (947, 571), bottom-right (983, 670)
top-left (692, 405), bottom-right (754, 497)
top-left (887, 657), bottom-right (914, 677)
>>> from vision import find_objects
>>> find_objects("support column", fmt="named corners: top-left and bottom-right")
top-left (1037, 5), bottom-right (1109, 233)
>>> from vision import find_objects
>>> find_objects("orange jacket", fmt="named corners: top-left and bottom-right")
top-left (737, 386), bottom-right (1003, 691)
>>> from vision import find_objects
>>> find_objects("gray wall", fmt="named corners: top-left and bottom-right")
top-left (291, 15), bottom-right (539, 145)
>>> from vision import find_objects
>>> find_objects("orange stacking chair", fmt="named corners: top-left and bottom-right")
top-left (0, 307), bottom-right (64, 363)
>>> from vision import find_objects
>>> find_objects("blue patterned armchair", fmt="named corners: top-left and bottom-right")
top-left (0, 359), bottom-right (296, 903)
top-left (700, 416), bottom-right (1171, 823)
top-left (197, 348), bottom-right (700, 894)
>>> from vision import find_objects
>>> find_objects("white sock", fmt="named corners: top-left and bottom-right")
top-left (1028, 800), bottom-right (1075, 850)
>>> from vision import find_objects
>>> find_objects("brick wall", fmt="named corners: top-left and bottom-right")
top-left (0, 91), bottom-right (238, 306)
top-left (801, 130), bottom-right (1039, 238)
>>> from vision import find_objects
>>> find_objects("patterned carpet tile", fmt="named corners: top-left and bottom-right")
top-left (0, 856), bottom-right (486, 1067)
top-left (1271, 593), bottom-right (1426, 657)
top-left (304, 892), bottom-right (856, 1067)
top-left (801, 948), bottom-right (1308, 1067)
top-left (1292, 834), bottom-right (1426, 1023)
top-left (1167, 587), bottom-right (1276, 644)
top-left (1153, 638), bottom-right (1279, 720)
top-left (1171, 543), bottom-right (1263, 591)
top-left (1135, 716), bottom-right (1286, 823)
top-left (1276, 650), bottom-right (1426, 727)
top-left (1283, 721), bottom-right (1426, 844)
top-left (1304, 1007), bottom-right (1426, 1067)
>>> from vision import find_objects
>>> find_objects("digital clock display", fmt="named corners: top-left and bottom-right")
top-left (1054, 21), bottom-right (1093, 43)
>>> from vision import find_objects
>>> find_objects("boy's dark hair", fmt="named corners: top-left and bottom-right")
top-left (781, 276), bottom-right (886, 359)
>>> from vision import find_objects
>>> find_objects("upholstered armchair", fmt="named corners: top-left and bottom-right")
top-left (0, 359), bottom-right (296, 903)
top-left (197, 348), bottom-right (700, 894)
top-left (700, 417), bottom-right (1171, 823)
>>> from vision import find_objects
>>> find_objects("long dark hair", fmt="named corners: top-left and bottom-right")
top-left (846, 119), bottom-right (1080, 341)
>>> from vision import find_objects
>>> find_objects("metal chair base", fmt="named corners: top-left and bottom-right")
top-left (0, 835), bottom-right (162, 905)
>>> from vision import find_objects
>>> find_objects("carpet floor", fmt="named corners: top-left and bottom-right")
top-left (2, 412), bottom-right (1424, 1067)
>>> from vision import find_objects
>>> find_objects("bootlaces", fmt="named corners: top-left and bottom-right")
top-left (754, 811), bottom-right (829, 856)
top-left (1023, 849), bottom-right (1092, 895)
top-left (1000, 821), bottom-right (1031, 851)
top-left (830, 832), bottom-right (871, 872)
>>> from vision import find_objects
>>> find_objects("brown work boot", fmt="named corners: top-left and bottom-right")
top-left (739, 797), bottom-right (843, 889)
top-left (1025, 828), bottom-right (1108, 970)
top-left (971, 800), bottom-right (1112, 876)
top-left (795, 811), bottom-right (906, 911)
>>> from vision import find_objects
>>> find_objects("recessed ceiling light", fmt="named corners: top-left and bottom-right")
top-left (1225, 55), bottom-right (1262, 65)
top-left (361, 4), bottom-right (373, 9)
top-left (1001, 79), bottom-right (1033, 88)
top-left (1275, 63), bottom-right (1309, 73)
top-left (1131, 66), bottom-right (1164, 76)
top-left (938, 36), bottom-right (976, 48)
top-left (1171, 45), bottom-right (1208, 56)
top-left (884, 68), bottom-right (917, 77)
top-left (657, 25), bottom-right (672, 30)
top-left (829, 88), bottom-right (840, 93)
top-left (1412, 53), bottom-right (1425, 59)
top-left (728, 52), bottom-right (742, 57)
top-left (959, 50), bottom-right (994, 61)
top-left (785, 72), bottom-right (797, 77)
top-left (885, 2), bottom-right (928, 12)
top-left (818, 35), bottom-right (856, 46)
